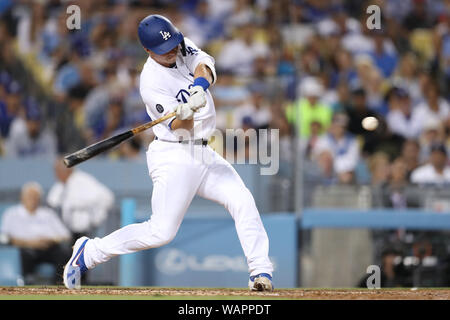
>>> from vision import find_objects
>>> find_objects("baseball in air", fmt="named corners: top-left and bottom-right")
top-left (362, 116), bottom-right (378, 131)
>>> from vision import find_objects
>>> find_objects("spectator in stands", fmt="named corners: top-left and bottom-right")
top-left (411, 143), bottom-right (450, 185)
top-left (82, 66), bottom-right (121, 144)
top-left (233, 82), bottom-right (272, 130)
top-left (390, 53), bottom-right (422, 104)
top-left (385, 157), bottom-right (411, 208)
top-left (353, 54), bottom-right (388, 115)
top-left (285, 76), bottom-right (332, 138)
top-left (47, 158), bottom-right (115, 243)
top-left (97, 96), bottom-right (127, 140)
top-left (329, 48), bottom-right (358, 89)
top-left (224, 0), bottom-right (259, 33)
top-left (307, 149), bottom-right (337, 185)
top-left (403, 0), bottom-right (436, 30)
top-left (414, 81), bottom-right (450, 125)
top-left (299, 0), bottom-right (334, 23)
top-left (400, 139), bottom-right (421, 178)
top-left (298, 35), bottom-right (326, 77)
top-left (181, 0), bottom-right (224, 48)
top-left (4, 98), bottom-right (57, 159)
top-left (386, 87), bottom-right (423, 139)
top-left (418, 116), bottom-right (446, 162)
top-left (374, 157), bottom-right (422, 209)
top-left (367, 28), bottom-right (398, 79)
top-left (212, 69), bottom-right (250, 131)
top-left (0, 79), bottom-right (23, 139)
top-left (330, 81), bottom-right (351, 113)
top-left (368, 152), bottom-right (391, 186)
top-left (312, 113), bottom-right (360, 184)
top-left (0, 182), bottom-right (71, 284)
top-left (216, 23), bottom-right (269, 77)
top-left (302, 121), bottom-right (324, 161)
top-left (316, 5), bottom-right (361, 37)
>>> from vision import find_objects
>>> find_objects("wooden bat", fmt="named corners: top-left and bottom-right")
top-left (63, 111), bottom-right (176, 168)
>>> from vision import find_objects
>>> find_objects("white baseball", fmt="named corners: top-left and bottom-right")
top-left (362, 116), bottom-right (379, 131)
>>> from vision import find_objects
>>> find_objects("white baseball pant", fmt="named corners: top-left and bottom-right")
top-left (83, 140), bottom-right (274, 277)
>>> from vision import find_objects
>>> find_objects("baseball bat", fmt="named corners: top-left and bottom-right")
top-left (63, 111), bottom-right (176, 168)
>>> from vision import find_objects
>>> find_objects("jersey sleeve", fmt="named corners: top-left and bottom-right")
top-left (183, 37), bottom-right (217, 85)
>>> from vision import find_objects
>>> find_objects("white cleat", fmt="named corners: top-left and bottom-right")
top-left (248, 273), bottom-right (274, 292)
top-left (63, 236), bottom-right (89, 289)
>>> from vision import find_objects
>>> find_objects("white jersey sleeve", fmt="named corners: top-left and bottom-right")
top-left (183, 37), bottom-right (217, 85)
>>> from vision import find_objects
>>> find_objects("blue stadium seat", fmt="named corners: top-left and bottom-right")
top-left (0, 246), bottom-right (23, 286)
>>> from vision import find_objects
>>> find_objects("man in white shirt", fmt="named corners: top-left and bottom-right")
top-left (313, 113), bottom-right (360, 184)
top-left (47, 158), bottom-right (115, 242)
top-left (63, 15), bottom-right (274, 292)
top-left (411, 143), bottom-right (450, 185)
top-left (0, 182), bottom-right (71, 284)
top-left (386, 88), bottom-right (423, 139)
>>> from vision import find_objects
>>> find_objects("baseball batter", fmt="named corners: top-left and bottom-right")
top-left (63, 14), bottom-right (274, 291)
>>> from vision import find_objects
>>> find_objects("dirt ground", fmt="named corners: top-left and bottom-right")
top-left (1, 287), bottom-right (450, 299)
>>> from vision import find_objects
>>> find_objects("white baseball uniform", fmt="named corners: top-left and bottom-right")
top-left (82, 38), bottom-right (273, 278)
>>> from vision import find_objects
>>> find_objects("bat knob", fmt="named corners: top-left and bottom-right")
top-left (63, 157), bottom-right (72, 168)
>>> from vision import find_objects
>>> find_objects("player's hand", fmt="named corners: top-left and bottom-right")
top-left (175, 103), bottom-right (195, 120)
top-left (187, 85), bottom-right (206, 111)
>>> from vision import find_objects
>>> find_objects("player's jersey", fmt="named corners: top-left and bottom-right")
top-left (140, 37), bottom-right (217, 142)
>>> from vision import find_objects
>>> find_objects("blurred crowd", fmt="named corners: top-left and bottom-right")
top-left (0, 0), bottom-right (449, 200)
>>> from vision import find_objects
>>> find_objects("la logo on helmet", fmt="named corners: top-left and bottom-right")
top-left (160, 31), bottom-right (171, 40)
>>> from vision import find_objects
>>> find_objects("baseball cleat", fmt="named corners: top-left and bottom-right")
top-left (63, 236), bottom-right (89, 289)
top-left (248, 273), bottom-right (274, 291)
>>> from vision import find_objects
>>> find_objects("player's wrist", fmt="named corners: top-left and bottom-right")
top-left (193, 77), bottom-right (210, 91)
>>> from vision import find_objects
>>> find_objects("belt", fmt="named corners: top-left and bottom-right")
top-left (155, 137), bottom-right (208, 146)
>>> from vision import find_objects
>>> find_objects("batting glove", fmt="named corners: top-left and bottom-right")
top-left (187, 85), bottom-right (207, 111)
top-left (175, 103), bottom-right (195, 120)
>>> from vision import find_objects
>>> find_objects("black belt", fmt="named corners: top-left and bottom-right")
top-left (155, 137), bottom-right (208, 146)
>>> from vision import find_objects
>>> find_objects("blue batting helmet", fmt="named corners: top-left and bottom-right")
top-left (138, 15), bottom-right (184, 55)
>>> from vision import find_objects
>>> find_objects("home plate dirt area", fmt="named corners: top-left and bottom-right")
top-left (1, 287), bottom-right (450, 299)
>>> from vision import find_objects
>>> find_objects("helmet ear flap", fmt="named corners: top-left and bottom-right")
top-left (180, 39), bottom-right (186, 57)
